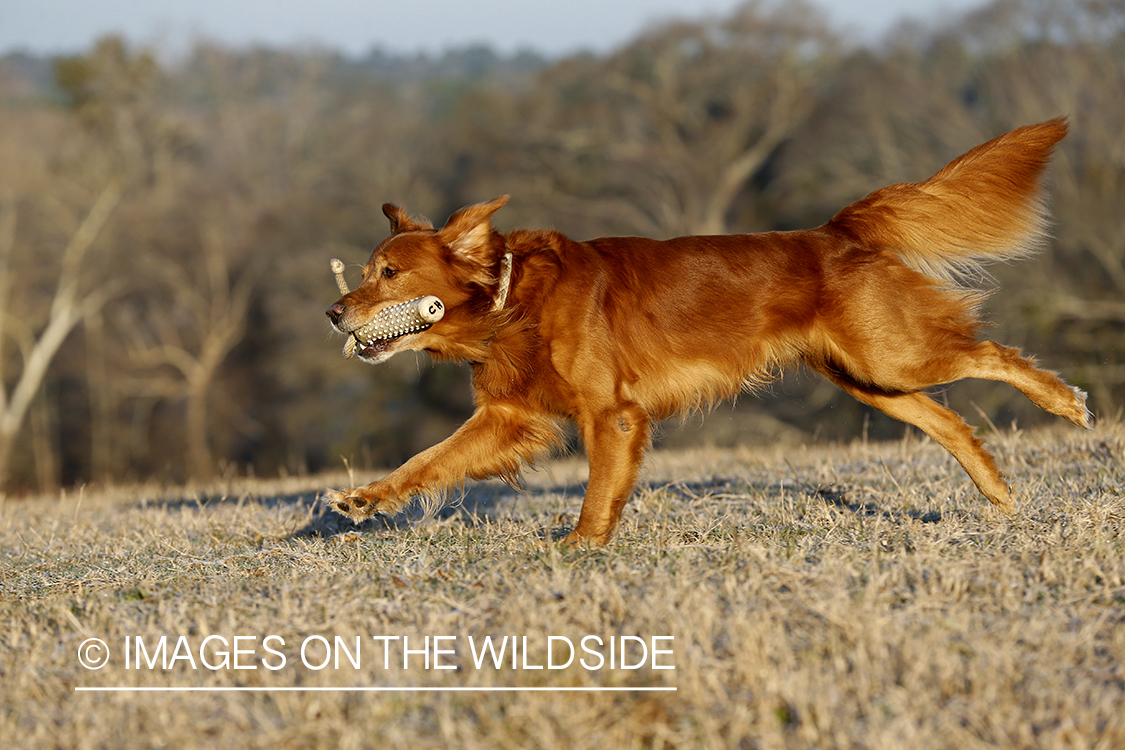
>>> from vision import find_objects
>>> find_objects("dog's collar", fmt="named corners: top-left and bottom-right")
top-left (492, 252), bottom-right (514, 312)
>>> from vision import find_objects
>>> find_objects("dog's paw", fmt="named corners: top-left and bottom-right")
top-left (1070, 386), bottom-right (1095, 430)
top-left (1062, 386), bottom-right (1098, 427)
top-left (322, 488), bottom-right (380, 523)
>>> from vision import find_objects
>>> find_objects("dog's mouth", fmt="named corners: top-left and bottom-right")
top-left (352, 328), bottom-right (424, 359)
top-left (340, 295), bottom-right (445, 361)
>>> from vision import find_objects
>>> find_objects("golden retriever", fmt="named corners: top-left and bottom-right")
top-left (324, 118), bottom-right (1090, 543)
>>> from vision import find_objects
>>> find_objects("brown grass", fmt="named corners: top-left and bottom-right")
top-left (1, 421), bottom-right (1123, 749)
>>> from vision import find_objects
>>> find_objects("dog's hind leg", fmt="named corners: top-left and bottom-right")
top-left (565, 403), bottom-right (652, 545)
top-left (816, 368), bottom-right (1014, 514)
top-left (952, 341), bottom-right (1092, 429)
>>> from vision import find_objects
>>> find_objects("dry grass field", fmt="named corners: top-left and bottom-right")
top-left (1, 420), bottom-right (1123, 749)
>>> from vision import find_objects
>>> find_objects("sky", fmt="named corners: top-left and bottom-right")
top-left (1, 0), bottom-right (990, 59)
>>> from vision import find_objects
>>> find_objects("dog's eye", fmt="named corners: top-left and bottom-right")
top-left (382, 267), bottom-right (397, 279)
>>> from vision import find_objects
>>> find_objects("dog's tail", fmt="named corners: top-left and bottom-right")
top-left (827, 118), bottom-right (1068, 283)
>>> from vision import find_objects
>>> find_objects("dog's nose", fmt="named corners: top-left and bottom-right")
top-left (326, 301), bottom-right (346, 326)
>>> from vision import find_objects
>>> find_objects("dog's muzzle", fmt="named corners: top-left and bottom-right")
top-left (330, 259), bottom-right (445, 359)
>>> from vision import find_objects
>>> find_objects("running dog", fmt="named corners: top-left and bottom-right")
top-left (324, 118), bottom-right (1090, 543)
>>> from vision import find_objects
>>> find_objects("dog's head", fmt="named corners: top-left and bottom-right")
top-left (325, 196), bottom-right (510, 365)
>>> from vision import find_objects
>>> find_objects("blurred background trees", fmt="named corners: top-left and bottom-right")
top-left (0, 0), bottom-right (1121, 492)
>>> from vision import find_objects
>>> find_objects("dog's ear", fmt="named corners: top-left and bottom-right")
top-left (382, 203), bottom-right (433, 234)
top-left (437, 196), bottom-right (509, 264)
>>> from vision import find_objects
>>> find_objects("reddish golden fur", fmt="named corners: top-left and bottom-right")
top-left (324, 119), bottom-right (1091, 543)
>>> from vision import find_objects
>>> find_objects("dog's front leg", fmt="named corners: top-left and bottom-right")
top-left (324, 403), bottom-right (560, 523)
top-left (565, 404), bottom-right (651, 545)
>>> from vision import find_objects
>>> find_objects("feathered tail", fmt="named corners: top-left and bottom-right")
top-left (827, 118), bottom-right (1068, 283)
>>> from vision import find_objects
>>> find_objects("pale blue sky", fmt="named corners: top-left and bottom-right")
top-left (1, 0), bottom-right (989, 58)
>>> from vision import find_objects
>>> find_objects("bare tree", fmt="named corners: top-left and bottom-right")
top-left (0, 182), bottom-right (121, 488)
top-left (468, 0), bottom-right (839, 238)
top-left (116, 207), bottom-right (259, 481)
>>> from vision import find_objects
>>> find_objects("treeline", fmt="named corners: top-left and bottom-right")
top-left (0, 0), bottom-right (1122, 492)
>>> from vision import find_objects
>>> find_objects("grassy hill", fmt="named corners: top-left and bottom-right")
top-left (2, 421), bottom-right (1122, 749)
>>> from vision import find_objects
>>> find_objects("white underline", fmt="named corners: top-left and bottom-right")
top-left (75, 686), bottom-right (676, 692)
